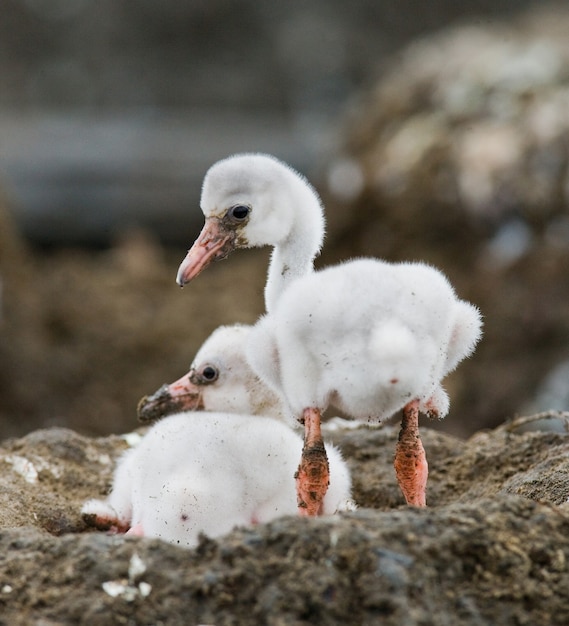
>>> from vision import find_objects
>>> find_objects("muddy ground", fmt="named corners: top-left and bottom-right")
top-left (1, 414), bottom-right (569, 625)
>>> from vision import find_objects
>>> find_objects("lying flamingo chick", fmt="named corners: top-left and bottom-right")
top-left (137, 324), bottom-right (285, 423)
top-left (81, 412), bottom-right (353, 548)
top-left (175, 153), bottom-right (482, 513)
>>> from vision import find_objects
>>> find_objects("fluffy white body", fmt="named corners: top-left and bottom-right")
top-left (247, 258), bottom-right (482, 425)
top-left (82, 412), bottom-right (352, 548)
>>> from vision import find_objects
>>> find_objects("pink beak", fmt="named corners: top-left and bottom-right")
top-left (137, 372), bottom-right (204, 423)
top-left (176, 217), bottom-right (236, 286)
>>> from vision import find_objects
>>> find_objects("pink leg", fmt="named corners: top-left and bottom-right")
top-left (393, 400), bottom-right (428, 507)
top-left (295, 408), bottom-right (330, 517)
top-left (82, 511), bottom-right (130, 534)
top-left (126, 523), bottom-right (144, 537)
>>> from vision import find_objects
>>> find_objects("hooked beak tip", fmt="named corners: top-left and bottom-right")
top-left (175, 262), bottom-right (195, 287)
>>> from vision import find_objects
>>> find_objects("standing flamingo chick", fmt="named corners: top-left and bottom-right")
top-left (81, 412), bottom-right (353, 548)
top-left (246, 258), bottom-right (482, 512)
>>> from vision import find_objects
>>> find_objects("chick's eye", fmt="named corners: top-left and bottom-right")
top-left (228, 204), bottom-right (250, 221)
top-left (201, 366), bottom-right (218, 382)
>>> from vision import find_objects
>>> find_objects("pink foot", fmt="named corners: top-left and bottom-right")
top-left (295, 408), bottom-right (330, 517)
top-left (81, 502), bottom-right (130, 534)
top-left (394, 400), bottom-right (428, 507)
top-left (126, 523), bottom-right (145, 537)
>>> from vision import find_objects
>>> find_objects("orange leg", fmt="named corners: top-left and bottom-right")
top-left (295, 407), bottom-right (330, 517)
top-left (393, 400), bottom-right (428, 507)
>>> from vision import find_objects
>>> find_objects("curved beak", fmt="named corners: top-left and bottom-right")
top-left (176, 217), bottom-right (236, 286)
top-left (137, 372), bottom-right (204, 423)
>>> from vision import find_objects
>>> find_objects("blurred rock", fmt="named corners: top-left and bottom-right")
top-left (326, 5), bottom-right (569, 252)
top-left (526, 360), bottom-right (569, 415)
top-left (0, 192), bottom-right (46, 434)
top-left (321, 5), bottom-right (569, 435)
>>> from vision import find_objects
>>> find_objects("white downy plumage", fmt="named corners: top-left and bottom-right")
top-left (81, 412), bottom-right (353, 548)
top-left (177, 153), bottom-right (325, 314)
top-left (246, 257), bottom-right (481, 426)
top-left (137, 323), bottom-right (286, 423)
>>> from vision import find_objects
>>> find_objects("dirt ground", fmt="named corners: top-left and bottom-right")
top-left (1, 414), bottom-right (569, 625)
top-left (3, 212), bottom-right (569, 624)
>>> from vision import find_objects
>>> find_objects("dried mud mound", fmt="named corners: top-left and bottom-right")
top-left (1, 417), bottom-right (569, 625)
top-left (322, 5), bottom-right (569, 435)
top-left (2, 497), bottom-right (568, 626)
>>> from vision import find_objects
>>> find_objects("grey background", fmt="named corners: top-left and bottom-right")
top-left (0, 0), bottom-right (539, 246)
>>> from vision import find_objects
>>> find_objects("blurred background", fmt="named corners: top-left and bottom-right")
top-left (1, 0), bottom-right (569, 440)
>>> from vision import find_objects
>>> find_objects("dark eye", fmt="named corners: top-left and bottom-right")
top-left (201, 365), bottom-right (219, 382)
top-left (228, 204), bottom-right (250, 222)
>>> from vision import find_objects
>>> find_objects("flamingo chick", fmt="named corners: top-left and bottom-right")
top-left (137, 324), bottom-right (285, 423)
top-left (246, 258), bottom-right (482, 511)
top-left (176, 153), bottom-right (482, 512)
top-left (81, 412), bottom-right (353, 548)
